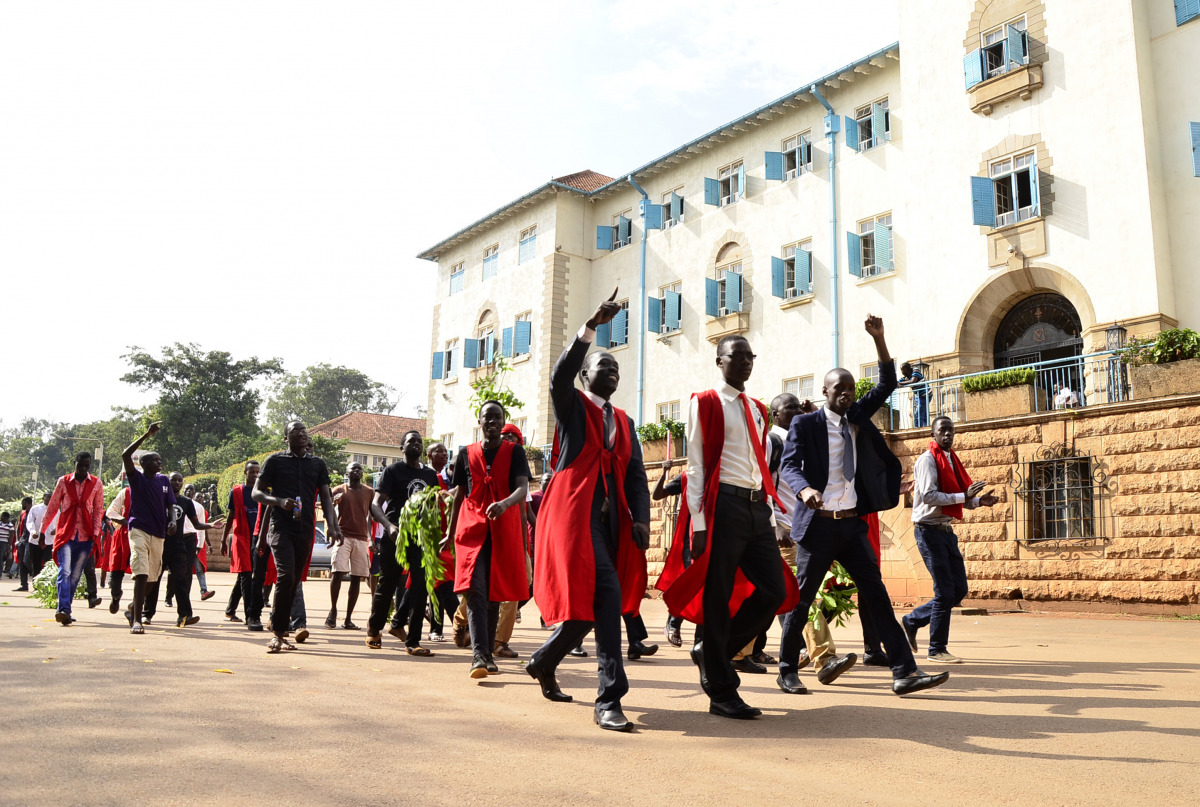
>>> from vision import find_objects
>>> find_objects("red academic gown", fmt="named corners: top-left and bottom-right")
top-left (659, 390), bottom-right (801, 624)
top-left (453, 441), bottom-right (528, 602)
top-left (249, 503), bottom-right (278, 586)
top-left (227, 484), bottom-right (256, 575)
top-left (534, 391), bottom-right (646, 624)
top-left (103, 491), bottom-right (132, 574)
top-left (47, 473), bottom-right (103, 555)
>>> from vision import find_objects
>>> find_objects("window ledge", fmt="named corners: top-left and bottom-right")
top-left (969, 63), bottom-right (1043, 115)
top-left (705, 311), bottom-right (750, 344)
top-left (655, 329), bottom-right (682, 342)
top-left (512, 353), bottom-right (531, 365)
top-left (780, 292), bottom-right (815, 309)
top-left (987, 216), bottom-right (1046, 267)
top-left (606, 342), bottom-right (631, 353)
top-left (855, 270), bottom-right (895, 286)
top-left (443, 376), bottom-right (458, 386)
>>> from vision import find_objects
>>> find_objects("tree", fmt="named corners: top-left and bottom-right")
top-left (265, 363), bottom-right (396, 428)
top-left (121, 343), bottom-right (282, 474)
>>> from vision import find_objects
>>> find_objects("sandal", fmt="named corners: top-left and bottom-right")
top-left (407, 646), bottom-right (433, 657)
top-left (342, 621), bottom-right (360, 630)
top-left (324, 617), bottom-right (337, 629)
top-left (267, 637), bottom-right (283, 653)
top-left (366, 634), bottom-right (382, 649)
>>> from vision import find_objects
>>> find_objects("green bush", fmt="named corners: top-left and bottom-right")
top-left (1119, 328), bottom-right (1200, 366)
top-left (962, 367), bottom-right (1035, 394)
top-left (854, 378), bottom-right (874, 401)
top-left (32, 562), bottom-right (87, 608)
top-left (636, 418), bottom-right (685, 443)
top-left (217, 450), bottom-right (278, 516)
top-left (182, 472), bottom-right (220, 491)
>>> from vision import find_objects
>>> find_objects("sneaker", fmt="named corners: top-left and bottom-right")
top-left (246, 618), bottom-right (264, 632)
top-left (515, 608), bottom-right (522, 624)
top-left (109, 596), bottom-right (122, 614)
top-left (928, 651), bottom-right (963, 664)
top-left (427, 632), bottom-right (445, 642)
top-left (294, 628), bottom-right (309, 643)
top-left (131, 622), bottom-right (145, 635)
top-left (494, 643), bottom-right (519, 659)
top-left (200, 590), bottom-right (215, 601)
top-left (88, 597), bottom-right (102, 609)
top-left (176, 615), bottom-right (200, 627)
top-left (55, 610), bottom-right (71, 625)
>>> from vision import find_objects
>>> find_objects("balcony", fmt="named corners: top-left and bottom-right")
top-left (970, 63), bottom-right (1043, 116)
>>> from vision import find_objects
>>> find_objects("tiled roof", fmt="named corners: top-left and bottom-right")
top-left (553, 170), bottom-right (615, 192)
top-left (309, 412), bottom-right (427, 449)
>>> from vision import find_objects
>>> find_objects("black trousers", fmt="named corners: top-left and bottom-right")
top-left (530, 519), bottom-right (629, 710)
top-left (700, 492), bottom-right (786, 702)
top-left (146, 536), bottom-right (195, 621)
top-left (0, 541), bottom-right (11, 576)
top-left (226, 572), bottom-right (248, 616)
top-left (391, 544), bottom-right (427, 647)
top-left (83, 554), bottom-right (97, 601)
top-left (268, 530), bottom-right (310, 636)
top-left (428, 581), bottom-right (459, 634)
top-left (109, 570), bottom-right (125, 603)
top-left (369, 535), bottom-right (423, 647)
top-left (783, 516), bottom-right (916, 678)
top-left (247, 544), bottom-right (273, 621)
top-left (466, 536), bottom-right (501, 659)
top-left (623, 613), bottom-right (648, 644)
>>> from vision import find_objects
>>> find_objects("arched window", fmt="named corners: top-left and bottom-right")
top-left (993, 293), bottom-right (1082, 367)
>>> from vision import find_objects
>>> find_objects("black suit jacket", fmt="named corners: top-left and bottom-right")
top-left (780, 360), bottom-right (902, 543)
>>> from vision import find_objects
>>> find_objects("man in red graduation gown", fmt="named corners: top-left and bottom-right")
top-left (659, 334), bottom-right (800, 719)
top-left (220, 461), bottom-right (261, 624)
top-left (528, 290), bottom-right (650, 733)
top-left (103, 477), bottom-right (132, 613)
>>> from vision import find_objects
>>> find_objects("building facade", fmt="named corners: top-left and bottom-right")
top-left (309, 412), bottom-right (427, 472)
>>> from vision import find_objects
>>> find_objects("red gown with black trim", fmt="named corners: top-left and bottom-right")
top-left (453, 441), bottom-right (528, 602)
top-left (659, 389), bottom-right (801, 624)
top-left (103, 490), bottom-right (132, 575)
top-left (249, 503), bottom-right (278, 586)
top-left (534, 391), bottom-right (646, 625)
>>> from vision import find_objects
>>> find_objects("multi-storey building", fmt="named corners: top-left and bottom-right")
top-left (421, 0), bottom-right (1200, 463)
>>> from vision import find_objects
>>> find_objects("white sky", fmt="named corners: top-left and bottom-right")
top-left (0, 0), bottom-right (897, 428)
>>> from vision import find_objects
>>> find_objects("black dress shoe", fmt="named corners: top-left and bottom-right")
top-left (731, 657), bottom-right (767, 674)
top-left (470, 657), bottom-right (489, 679)
top-left (246, 618), bottom-right (264, 632)
top-left (708, 698), bottom-right (761, 719)
top-left (485, 657), bottom-right (499, 674)
top-left (862, 652), bottom-right (890, 667)
top-left (628, 641), bottom-right (658, 660)
top-left (689, 642), bottom-right (711, 695)
top-left (525, 659), bottom-right (572, 702)
top-left (750, 651), bottom-right (776, 665)
top-left (816, 653), bottom-right (857, 685)
top-left (570, 646), bottom-right (588, 658)
top-left (776, 672), bottom-right (808, 695)
top-left (665, 624), bottom-right (682, 647)
top-left (88, 597), bottom-right (102, 609)
top-left (892, 670), bottom-right (950, 696)
top-left (594, 706), bottom-right (633, 732)
top-left (902, 618), bottom-right (919, 652)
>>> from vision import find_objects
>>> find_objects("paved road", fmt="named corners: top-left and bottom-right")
top-left (3, 572), bottom-right (1199, 807)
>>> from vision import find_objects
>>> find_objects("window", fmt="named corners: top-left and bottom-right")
top-left (982, 17), bottom-right (1027, 79)
top-left (440, 434), bottom-right (454, 453)
top-left (860, 363), bottom-right (881, 386)
top-left (656, 401), bottom-right (681, 423)
top-left (613, 210), bottom-right (633, 249)
top-left (477, 326), bottom-right (496, 368)
top-left (511, 417), bottom-right (529, 442)
top-left (473, 426), bottom-right (482, 444)
top-left (482, 244), bottom-right (499, 279)
top-left (718, 160), bottom-right (743, 206)
top-left (1178, 1), bottom-right (1200, 27)
top-left (596, 300), bottom-right (630, 348)
top-left (854, 99), bottom-right (890, 151)
top-left (990, 150), bottom-right (1040, 227)
top-left (660, 187), bottom-right (684, 228)
top-left (855, 214), bottom-right (893, 278)
top-left (717, 264), bottom-right (742, 314)
top-left (782, 133), bottom-right (812, 179)
top-left (352, 453), bottom-right (368, 466)
top-left (654, 281), bottom-right (683, 334)
top-left (783, 376), bottom-right (814, 400)
top-left (449, 262), bottom-right (465, 296)
top-left (1029, 456), bottom-right (1095, 541)
top-left (781, 240), bottom-right (813, 298)
top-left (519, 225), bottom-right (537, 264)
top-left (444, 338), bottom-right (459, 377)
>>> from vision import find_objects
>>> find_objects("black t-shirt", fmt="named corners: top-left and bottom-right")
top-left (377, 462), bottom-right (441, 525)
top-left (170, 497), bottom-right (198, 546)
top-left (452, 442), bottom-right (532, 497)
top-left (257, 451), bottom-right (331, 537)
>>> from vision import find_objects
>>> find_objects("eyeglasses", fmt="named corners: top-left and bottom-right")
top-left (719, 351), bottom-right (757, 362)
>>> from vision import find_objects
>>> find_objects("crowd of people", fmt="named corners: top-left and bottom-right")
top-left (10, 291), bottom-right (996, 732)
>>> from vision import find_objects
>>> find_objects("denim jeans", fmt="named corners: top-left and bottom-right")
top-left (904, 524), bottom-right (969, 656)
top-left (55, 540), bottom-right (93, 614)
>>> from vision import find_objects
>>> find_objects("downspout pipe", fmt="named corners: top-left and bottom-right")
top-left (810, 84), bottom-right (840, 369)
top-left (626, 175), bottom-right (650, 426)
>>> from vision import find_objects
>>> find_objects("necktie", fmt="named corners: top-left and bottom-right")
top-left (603, 402), bottom-right (615, 450)
top-left (840, 417), bottom-right (855, 482)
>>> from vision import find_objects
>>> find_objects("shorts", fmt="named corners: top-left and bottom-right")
top-left (332, 538), bottom-right (370, 578)
top-left (129, 528), bottom-right (165, 579)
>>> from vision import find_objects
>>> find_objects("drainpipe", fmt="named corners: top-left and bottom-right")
top-left (627, 174), bottom-right (650, 426)
top-left (810, 85), bottom-right (840, 368)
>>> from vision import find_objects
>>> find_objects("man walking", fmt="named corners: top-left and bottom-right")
top-left (12, 497), bottom-right (33, 590)
top-left (251, 421), bottom-right (341, 653)
top-left (41, 452), bottom-right (105, 625)
top-left (22, 493), bottom-right (51, 583)
top-left (527, 292), bottom-right (650, 732)
top-left (220, 461), bottom-right (260, 625)
top-left (902, 416), bottom-right (997, 663)
top-left (104, 478), bottom-right (132, 612)
top-left (146, 473), bottom-right (222, 627)
top-left (326, 461), bottom-right (378, 630)
top-left (779, 315), bottom-right (949, 696)
top-left (121, 422), bottom-right (177, 634)
top-left (0, 511), bottom-right (15, 579)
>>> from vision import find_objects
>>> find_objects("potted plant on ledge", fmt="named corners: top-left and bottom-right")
top-left (962, 366), bottom-right (1042, 420)
top-left (1120, 328), bottom-right (1200, 400)
top-left (636, 419), bottom-right (685, 463)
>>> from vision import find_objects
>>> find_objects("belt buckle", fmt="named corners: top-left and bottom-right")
top-left (832, 509), bottom-right (848, 520)
top-left (750, 489), bottom-right (763, 503)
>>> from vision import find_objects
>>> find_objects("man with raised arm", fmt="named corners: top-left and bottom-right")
top-left (120, 422), bottom-right (177, 634)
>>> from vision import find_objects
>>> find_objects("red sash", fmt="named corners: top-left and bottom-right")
top-left (103, 490), bottom-right (132, 573)
top-left (453, 441), bottom-right (527, 601)
top-left (929, 441), bottom-right (973, 520)
top-left (228, 484), bottom-right (254, 574)
top-left (52, 473), bottom-right (101, 553)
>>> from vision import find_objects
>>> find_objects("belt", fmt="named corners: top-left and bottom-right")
top-left (916, 521), bottom-right (955, 532)
top-left (718, 483), bottom-right (767, 503)
top-left (815, 508), bottom-right (858, 520)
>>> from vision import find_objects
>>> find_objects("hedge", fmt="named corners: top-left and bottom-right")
top-left (962, 367), bottom-right (1035, 393)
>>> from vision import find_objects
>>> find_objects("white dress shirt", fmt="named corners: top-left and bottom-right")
top-left (685, 384), bottom-right (769, 531)
top-left (26, 504), bottom-right (47, 544)
top-left (770, 424), bottom-right (796, 530)
top-left (821, 405), bottom-right (859, 511)
top-left (911, 449), bottom-right (980, 525)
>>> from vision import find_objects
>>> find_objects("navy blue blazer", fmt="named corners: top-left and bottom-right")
top-left (780, 361), bottom-right (903, 543)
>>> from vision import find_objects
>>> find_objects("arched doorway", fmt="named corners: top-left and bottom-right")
top-left (993, 293), bottom-right (1083, 367)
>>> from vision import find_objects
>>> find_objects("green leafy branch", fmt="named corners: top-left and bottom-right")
top-left (396, 486), bottom-right (455, 613)
top-left (468, 356), bottom-right (524, 418)
top-left (811, 561), bottom-right (858, 628)
top-left (31, 562), bottom-right (87, 608)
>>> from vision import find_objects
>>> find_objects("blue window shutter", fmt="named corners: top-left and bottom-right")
top-left (501, 327), bottom-right (514, 358)
top-left (705, 277), bottom-right (720, 316)
top-left (847, 232), bottom-right (862, 277)
top-left (727, 272), bottom-right (743, 311)
top-left (518, 235), bottom-right (536, 264)
top-left (618, 215), bottom-right (631, 243)
top-left (1030, 162), bottom-right (1041, 215)
top-left (964, 49), bottom-right (984, 90)
top-left (665, 290), bottom-right (681, 330)
top-left (801, 138), bottom-right (812, 169)
top-left (1191, 122), bottom-right (1200, 177)
top-left (770, 256), bottom-right (786, 298)
top-left (463, 338), bottom-right (480, 370)
top-left (875, 221), bottom-right (892, 272)
top-left (514, 320), bottom-right (532, 355)
top-left (671, 192), bottom-right (683, 221)
top-left (647, 296), bottom-right (662, 333)
top-left (596, 225), bottom-right (613, 251)
top-left (704, 177), bottom-right (720, 206)
top-left (596, 321), bottom-right (611, 349)
top-left (644, 203), bottom-right (663, 230)
top-left (430, 351), bottom-right (445, 380)
top-left (872, 103), bottom-right (888, 144)
top-left (737, 163), bottom-right (746, 197)
top-left (1177, 0), bottom-right (1200, 25)
top-left (843, 116), bottom-right (859, 152)
top-left (1006, 24), bottom-right (1027, 66)
top-left (612, 308), bottom-right (628, 346)
top-left (765, 151), bottom-right (784, 181)
top-left (796, 248), bottom-right (812, 292)
top-left (485, 334), bottom-right (495, 362)
top-left (971, 176), bottom-right (996, 227)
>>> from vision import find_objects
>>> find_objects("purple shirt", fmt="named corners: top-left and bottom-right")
top-left (127, 467), bottom-right (176, 538)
